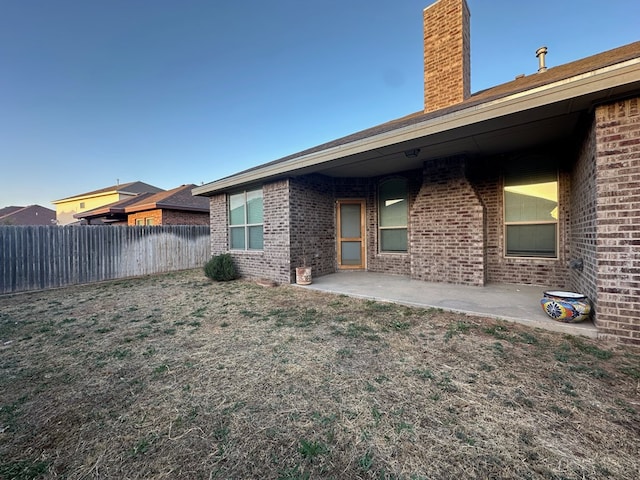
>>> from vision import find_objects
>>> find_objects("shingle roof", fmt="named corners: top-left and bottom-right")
top-left (466, 41), bottom-right (640, 105)
top-left (75, 185), bottom-right (209, 220)
top-left (124, 184), bottom-right (209, 213)
top-left (0, 206), bottom-right (23, 217)
top-left (53, 181), bottom-right (164, 203)
top-left (221, 41), bottom-right (640, 179)
top-left (0, 205), bottom-right (56, 225)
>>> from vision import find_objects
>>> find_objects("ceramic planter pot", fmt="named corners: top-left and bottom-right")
top-left (540, 291), bottom-right (591, 323)
top-left (295, 267), bottom-right (312, 285)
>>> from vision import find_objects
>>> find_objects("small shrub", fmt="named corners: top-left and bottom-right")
top-left (204, 254), bottom-right (237, 281)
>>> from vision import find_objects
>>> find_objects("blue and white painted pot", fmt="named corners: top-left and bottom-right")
top-left (540, 291), bottom-right (591, 323)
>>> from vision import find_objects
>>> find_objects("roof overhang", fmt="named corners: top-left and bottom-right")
top-left (123, 202), bottom-right (209, 213)
top-left (53, 190), bottom-right (138, 204)
top-left (193, 58), bottom-right (640, 197)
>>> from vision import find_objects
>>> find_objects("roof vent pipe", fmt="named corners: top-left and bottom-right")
top-left (536, 46), bottom-right (548, 73)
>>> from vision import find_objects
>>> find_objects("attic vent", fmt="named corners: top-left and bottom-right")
top-left (536, 46), bottom-right (548, 73)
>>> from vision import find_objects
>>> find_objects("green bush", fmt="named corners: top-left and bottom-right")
top-left (204, 254), bottom-right (237, 282)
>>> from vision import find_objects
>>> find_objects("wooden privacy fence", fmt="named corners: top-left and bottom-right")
top-left (0, 225), bottom-right (211, 294)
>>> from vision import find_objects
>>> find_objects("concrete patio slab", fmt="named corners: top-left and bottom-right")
top-left (299, 271), bottom-right (597, 338)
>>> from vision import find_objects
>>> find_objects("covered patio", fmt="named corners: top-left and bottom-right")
top-left (301, 271), bottom-right (597, 338)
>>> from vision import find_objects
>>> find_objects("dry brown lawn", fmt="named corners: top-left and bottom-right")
top-left (1, 269), bottom-right (639, 480)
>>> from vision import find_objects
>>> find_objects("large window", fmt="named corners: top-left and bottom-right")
top-left (504, 168), bottom-right (558, 258)
top-left (379, 178), bottom-right (408, 252)
top-left (229, 189), bottom-right (263, 250)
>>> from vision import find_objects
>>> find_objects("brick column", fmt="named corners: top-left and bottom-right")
top-left (209, 194), bottom-right (227, 256)
top-left (594, 97), bottom-right (640, 345)
top-left (289, 175), bottom-right (335, 280)
top-left (410, 157), bottom-right (485, 285)
top-left (570, 122), bottom-right (598, 305)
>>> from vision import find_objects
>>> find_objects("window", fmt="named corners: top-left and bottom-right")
top-left (504, 167), bottom-right (558, 258)
top-left (229, 189), bottom-right (263, 250)
top-left (135, 219), bottom-right (143, 226)
top-left (79, 202), bottom-right (85, 209)
top-left (145, 218), bottom-right (154, 226)
top-left (379, 178), bottom-right (408, 252)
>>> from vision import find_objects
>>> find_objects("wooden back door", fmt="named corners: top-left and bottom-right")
top-left (337, 200), bottom-right (365, 269)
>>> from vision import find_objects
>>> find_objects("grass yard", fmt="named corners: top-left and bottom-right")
top-left (1, 269), bottom-right (639, 480)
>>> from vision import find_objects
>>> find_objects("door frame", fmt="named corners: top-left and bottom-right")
top-left (336, 199), bottom-right (366, 270)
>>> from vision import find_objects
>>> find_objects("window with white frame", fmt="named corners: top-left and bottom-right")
top-left (229, 189), bottom-right (264, 250)
top-left (504, 167), bottom-right (558, 258)
top-left (378, 178), bottom-right (408, 252)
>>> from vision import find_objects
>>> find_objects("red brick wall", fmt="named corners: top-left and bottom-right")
top-left (366, 172), bottom-right (421, 276)
top-left (262, 180), bottom-right (295, 282)
top-left (471, 154), bottom-right (571, 288)
top-left (423, 0), bottom-right (470, 113)
top-left (227, 180), bottom-right (293, 284)
top-left (128, 209), bottom-right (208, 226)
top-left (290, 175), bottom-right (336, 279)
top-left (289, 174), bottom-right (420, 278)
top-left (209, 194), bottom-right (228, 255)
top-left (570, 121), bottom-right (598, 307)
top-left (128, 209), bottom-right (162, 226)
top-left (162, 210), bottom-right (209, 225)
top-left (594, 97), bottom-right (640, 345)
top-left (410, 157), bottom-right (485, 285)
top-left (205, 148), bottom-right (587, 297)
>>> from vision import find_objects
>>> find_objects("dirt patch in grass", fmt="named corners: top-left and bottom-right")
top-left (1, 269), bottom-right (639, 479)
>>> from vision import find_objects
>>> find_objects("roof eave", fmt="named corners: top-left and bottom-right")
top-left (193, 58), bottom-right (640, 197)
top-left (74, 206), bottom-right (127, 219)
top-left (53, 190), bottom-right (137, 204)
top-left (124, 202), bottom-right (159, 213)
top-left (124, 202), bottom-right (209, 213)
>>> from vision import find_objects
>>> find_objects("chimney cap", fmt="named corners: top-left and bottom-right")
top-left (536, 46), bottom-right (548, 73)
top-left (535, 46), bottom-right (548, 57)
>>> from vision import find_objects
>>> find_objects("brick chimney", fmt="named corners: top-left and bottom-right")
top-left (423, 0), bottom-right (471, 113)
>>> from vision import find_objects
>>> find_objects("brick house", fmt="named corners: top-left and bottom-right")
top-left (193, 0), bottom-right (640, 345)
top-left (76, 184), bottom-right (210, 226)
top-left (53, 181), bottom-right (164, 225)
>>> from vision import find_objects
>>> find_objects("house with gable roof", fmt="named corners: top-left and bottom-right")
top-left (52, 181), bottom-right (164, 225)
top-left (193, 0), bottom-right (640, 345)
top-left (75, 184), bottom-right (210, 226)
top-left (0, 205), bottom-right (56, 225)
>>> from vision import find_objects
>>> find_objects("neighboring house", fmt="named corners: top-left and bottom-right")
top-left (53, 181), bottom-right (164, 225)
top-left (0, 205), bottom-right (56, 225)
top-left (75, 184), bottom-right (210, 226)
top-left (193, 0), bottom-right (640, 345)
top-left (71, 193), bottom-right (155, 225)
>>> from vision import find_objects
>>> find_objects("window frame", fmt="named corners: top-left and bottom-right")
top-left (378, 178), bottom-right (408, 253)
top-left (228, 188), bottom-right (264, 251)
top-left (503, 169), bottom-right (559, 259)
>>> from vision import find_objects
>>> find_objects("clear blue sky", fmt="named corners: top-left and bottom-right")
top-left (1, 0), bottom-right (638, 208)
